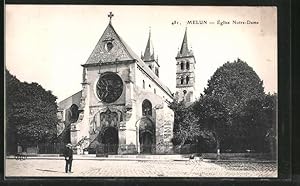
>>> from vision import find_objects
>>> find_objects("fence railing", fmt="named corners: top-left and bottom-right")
top-left (95, 144), bottom-right (119, 155)
top-left (93, 144), bottom-right (199, 155)
top-left (14, 143), bottom-right (267, 156)
top-left (12, 143), bottom-right (66, 155)
top-left (12, 143), bottom-right (204, 155)
top-left (37, 143), bottom-right (66, 154)
top-left (9, 143), bottom-right (275, 161)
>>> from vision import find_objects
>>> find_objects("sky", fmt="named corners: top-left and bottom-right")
top-left (5, 5), bottom-right (277, 102)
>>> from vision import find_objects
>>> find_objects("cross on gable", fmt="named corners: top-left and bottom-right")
top-left (108, 12), bottom-right (114, 22)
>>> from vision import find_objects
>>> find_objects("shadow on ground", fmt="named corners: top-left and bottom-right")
top-left (36, 169), bottom-right (61, 173)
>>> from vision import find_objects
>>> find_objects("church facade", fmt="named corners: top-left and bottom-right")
top-left (57, 13), bottom-right (196, 155)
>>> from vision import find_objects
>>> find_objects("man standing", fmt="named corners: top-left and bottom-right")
top-left (64, 143), bottom-right (73, 173)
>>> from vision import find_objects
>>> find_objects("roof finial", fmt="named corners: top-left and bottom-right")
top-left (143, 26), bottom-right (155, 61)
top-left (179, 27), bottom-right (188, 56)
top-left (148, 26), bottom-right (151, 39)
top-left (108, 12), bottom-right (114, 23)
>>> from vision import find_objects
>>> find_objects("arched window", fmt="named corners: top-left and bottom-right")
top-left (186, 61), bottom-right (190, 70)
top-left (149, 84), bottom-right (151, 88)
top-left (180, 61), bottom-right (184, 70)
top-left (181, 77), bottom-right (184, 84)
top-left (186, 76), bottom-right (190, 84)
top-left (154, 89), bottom-right (156, 94)
top-left (68, 104), bottom-right (79, 123)
top-left (149, 65), bottom-right (152, 70)
top-left (143, 80), bottom-right (145, 89)
top-left (142, 99), bottom-right (152, 116)
top-left (183, 90), bottom-right (187, 95)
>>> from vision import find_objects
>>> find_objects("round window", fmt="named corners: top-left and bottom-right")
top-left (96, 73), bottom-right (123, 103)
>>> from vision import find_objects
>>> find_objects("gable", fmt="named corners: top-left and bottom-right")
top-left (83, 22), bottom-right (173, 98)
top-left (85, 23), bottom-right (134, 64)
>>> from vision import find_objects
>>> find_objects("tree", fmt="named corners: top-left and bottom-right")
top-left (238, 98), bottom-right (265, 151)
top-left (192, 95), bottom-right (228, 152)
top-left (204, 59), bottom-right (265, 117)
top-left (6, 69), bottom-right (58, 153)
top-left (262, 93), bottom-right (277, 158)
top-left (6, 70), bottom-right (21, 154)
top-left (169, 101), bottom-right (203, 147)
top-left (197, 59), bottom-right (267, 153)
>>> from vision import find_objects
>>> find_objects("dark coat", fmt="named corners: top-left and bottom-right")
top-left (64, 147), bottom-right (73, 160)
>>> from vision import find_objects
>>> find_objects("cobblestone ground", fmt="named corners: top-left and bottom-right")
top-left (5, 159), bottom-right (277, 177)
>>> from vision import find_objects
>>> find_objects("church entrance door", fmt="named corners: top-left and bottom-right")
top-left (102, 127), bottom-right (118, 154)
top-left (140, 131), bottom-right (153, 154)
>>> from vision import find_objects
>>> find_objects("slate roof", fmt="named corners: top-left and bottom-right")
top-left (58, 90), bottom-right (82, 110)
top-left (142, 29), bottom-right (155, 61)
top-left (177, 27), bottom-right (194, 58)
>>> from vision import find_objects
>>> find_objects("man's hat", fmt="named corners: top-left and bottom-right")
top-left (66, 143), bottom-right (72, 147)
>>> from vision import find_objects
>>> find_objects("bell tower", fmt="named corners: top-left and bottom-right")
top-left (141, 28), bottom-right (160, 77)
top-left (175, 27), bottom-right (196, 103)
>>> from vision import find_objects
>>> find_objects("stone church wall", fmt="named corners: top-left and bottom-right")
top-left (155, 106), bottom-right (174, 154)
top-left (135, 64), bottom-right (172, 102)
top-left (134, 86), bottom-right (174, 154)
top-left (134, 87), bottom-right (165, 117)
top-left (86, 63), bottom-right (133, 107)
top-left (84, 62), bottom-right (138, 154)
top-left (57, 91), bottom-right (82, 140)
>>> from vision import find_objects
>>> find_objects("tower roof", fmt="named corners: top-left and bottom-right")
top-left (177, 27), bottom-right (193, 57)
top-left (142, 28), bottom-right (155, 61)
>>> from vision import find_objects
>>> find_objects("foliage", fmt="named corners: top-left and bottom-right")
top-left (204, 59), bottom-right (265, 116)
top-left (192, 95), bottom-right (228, 151)
top-left (169, 101), bottom-right (203, 147)
top-left (262, 93), bottom-right (277, 156)
top-left (262, 93), bottom-right (277, 129)
top-left (171, 59), bottom-right (276, 154)
top-left (6, 69), bottom-right (58, 150)
top-left (196, 59), bottom-right (275, 153)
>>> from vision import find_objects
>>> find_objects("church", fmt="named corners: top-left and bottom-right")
top-left (56, 12), bottom-right (196, 155)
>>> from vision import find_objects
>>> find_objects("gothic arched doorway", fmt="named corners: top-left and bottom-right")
top-left (138, 117), bottom-right (155, 154)
top-left (102, 127), bottom-right (118, 154)
top-left (140, 131), bottom-right (153, 154)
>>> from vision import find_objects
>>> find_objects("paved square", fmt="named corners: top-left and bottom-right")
top-left (5, 159), bottom-right (277, 177)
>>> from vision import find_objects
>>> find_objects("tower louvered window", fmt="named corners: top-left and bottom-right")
top-left (186, 61), bottom-right (190, 70)
top-left (181, 77), bottom-right (184, 84)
